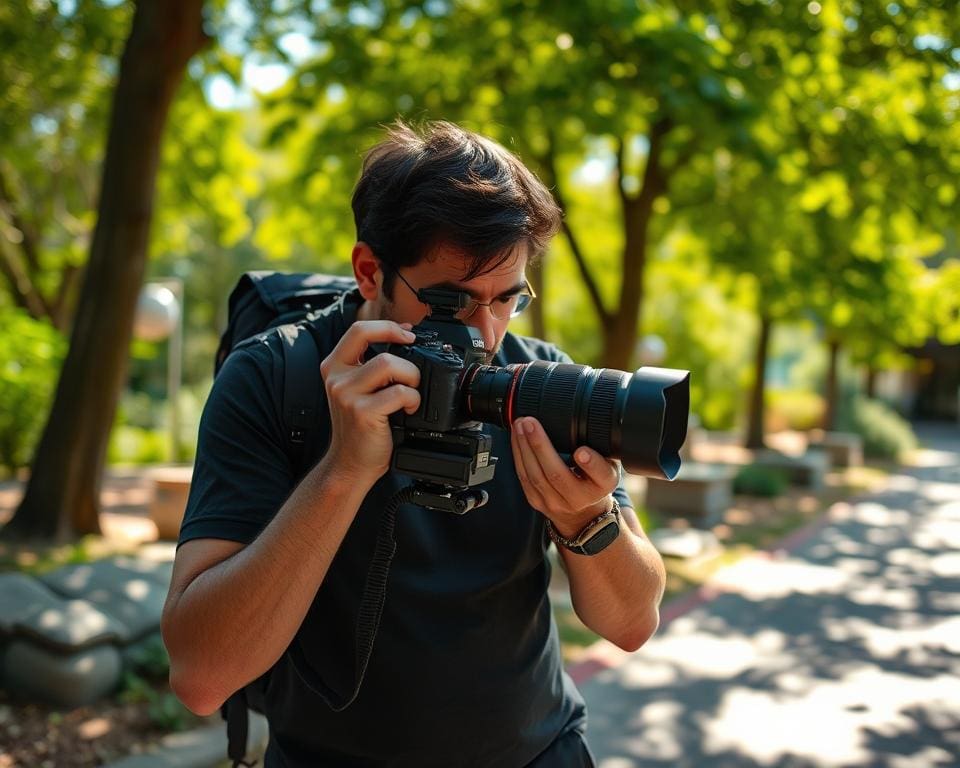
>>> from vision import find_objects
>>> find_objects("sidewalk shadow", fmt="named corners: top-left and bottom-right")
top-left (582, 426), bottom-right (960, 767)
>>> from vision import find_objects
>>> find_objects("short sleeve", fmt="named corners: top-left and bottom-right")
top-left (178, 343), bottom-right (295, 547)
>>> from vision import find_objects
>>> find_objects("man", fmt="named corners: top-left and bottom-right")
top-left (162, 121), bottom-right (666, 767)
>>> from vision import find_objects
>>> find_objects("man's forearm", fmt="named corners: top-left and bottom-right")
top-left (162, 457), bottom-right (373, 715)
top-left (559, 507), bottom-right (666, 652)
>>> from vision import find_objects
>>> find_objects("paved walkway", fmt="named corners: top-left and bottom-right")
top-left (578, 423), bottom-right (960, 768)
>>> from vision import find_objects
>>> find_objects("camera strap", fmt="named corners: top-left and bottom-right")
top-left (285, 484), bottom-right (415, 711)
top-left (280, 322), bottom-right (414, 711)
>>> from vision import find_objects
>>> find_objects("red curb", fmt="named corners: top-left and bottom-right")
top-left (566, 502), bottom-right (844, 685)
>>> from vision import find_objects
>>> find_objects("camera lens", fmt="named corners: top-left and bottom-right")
top-left (463, 362), bottom-right (690, 479)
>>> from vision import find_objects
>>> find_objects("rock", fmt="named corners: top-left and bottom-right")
top-left (649, 528), bottom-right (722, 560)
top-left (645, 463), bottom-right (736, 527)
top-left (39, 557), bottom-right (170, 641)
top-left (752, 449), bottom-right (829, 489)
top-left (0, 573), bottom-right (125, 651)
top-left (1, 640), bottom-right (122, 708)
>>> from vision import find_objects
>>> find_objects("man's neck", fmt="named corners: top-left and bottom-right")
top-left (355, 299), bottom-right (374, 323)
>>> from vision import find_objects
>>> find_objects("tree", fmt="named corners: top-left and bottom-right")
top-left (696, 0), bottom-right (959, 440)
top-left (4, 1), bottom-right (208, 540)
top-left (245, 0), bottom-right (756, 368)
top-left (0, 2), bottom-right (129, 330)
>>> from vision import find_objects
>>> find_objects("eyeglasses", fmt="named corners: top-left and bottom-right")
top-left (386, 262), bottom-right (536, 321)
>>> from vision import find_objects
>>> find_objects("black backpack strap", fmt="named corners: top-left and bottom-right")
top-left (277, 323), bottom-right (322, 475)
top-left (223, 688), bottom-right (257, 768)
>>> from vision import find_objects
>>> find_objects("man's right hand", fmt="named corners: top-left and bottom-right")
top-left (320, 320), bottom-right (421, 485)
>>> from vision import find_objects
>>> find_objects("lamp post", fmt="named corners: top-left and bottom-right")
top-left (134, 279), bottom-right (183, 463)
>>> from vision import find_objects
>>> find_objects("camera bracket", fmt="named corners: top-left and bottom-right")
top-left (409, 482), bottom-right (490, 515)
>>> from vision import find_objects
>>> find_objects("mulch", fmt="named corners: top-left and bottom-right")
top-left (0, 684), bottom-right (213, 768)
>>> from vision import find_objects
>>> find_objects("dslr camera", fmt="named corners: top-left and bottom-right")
top-left (374, 286), bottom-right (690, 513)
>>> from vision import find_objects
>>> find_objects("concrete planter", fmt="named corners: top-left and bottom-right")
top-left (149, 466), bottom-right (193, 541)
top-left (752, 449), bottom-right (829, 489)
top-left (807, 430), bottom-right (864, 468)
top-left (644, 463), bottom-right (736, 528)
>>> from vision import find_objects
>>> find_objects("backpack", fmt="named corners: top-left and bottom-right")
top-left (215, 270), bottom-right (357, 767)
top-left (214, 271), bottom-right (358, 376)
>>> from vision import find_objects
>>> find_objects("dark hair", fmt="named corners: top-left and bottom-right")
top-left (352, 120), bottom-right (561, 299)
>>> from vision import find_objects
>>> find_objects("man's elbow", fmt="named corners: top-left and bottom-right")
top-left (612, 610), bottom-right (660, 652)
top-left (162, 616), bottom-right (227, 716)
top-left (168, 662), bottom-right (227, 717)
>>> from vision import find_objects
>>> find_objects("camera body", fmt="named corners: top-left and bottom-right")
top-left (380, 287), bottom-right (499, 497)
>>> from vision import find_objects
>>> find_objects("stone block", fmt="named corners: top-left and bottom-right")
top-left (679, 414), bottom-right (703, 463)
top-left (644, 463), bottom-right (736, 527)
top-left (752, 449), bottom-right (828, 489)
top-left (0, 573), bottom-right (125, 650)
top-left (808, 430), bottom-right (863, 468)
top-left (39, 557), bottom-right (169, 641)
top-left (1, 639), bottom-right (122, 708)
top-left (649, 528), bottom-right (722, 560)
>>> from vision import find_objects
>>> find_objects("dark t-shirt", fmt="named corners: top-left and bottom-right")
top-left (179, 289), bottom-right (633, 768)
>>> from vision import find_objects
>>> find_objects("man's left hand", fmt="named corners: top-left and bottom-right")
top-left (510, 416), bottom-right (621, 539)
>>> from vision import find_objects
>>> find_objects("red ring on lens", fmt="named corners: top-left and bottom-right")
top-left (506, 364), bottom-right (525, 427)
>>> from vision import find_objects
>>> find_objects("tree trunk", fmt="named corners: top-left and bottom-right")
top-left (823, 338), bottom-right (841, 432)
top-left (745, 313), bottom-right (772, 449)
top-left (602, 195), bottom-right (650, 370)
top-left (601, 122), bottom-right (670, 371)
top-left (3, 1), bottom-right (207, 542)
top-left (865, 365), bottom-right (878, 399)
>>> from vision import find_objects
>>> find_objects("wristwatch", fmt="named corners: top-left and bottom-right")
top-left (545, 497), bottom-right (621, 556)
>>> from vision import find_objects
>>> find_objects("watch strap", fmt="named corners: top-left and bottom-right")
top-left (545, 496), bottom-right (621, 556)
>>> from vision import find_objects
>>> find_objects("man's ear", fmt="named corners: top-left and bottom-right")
top-left (352, 242), bottom-right (381, 302)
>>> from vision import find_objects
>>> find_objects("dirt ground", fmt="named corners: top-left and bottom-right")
top-left (0, 684), bottom-right (216, 768)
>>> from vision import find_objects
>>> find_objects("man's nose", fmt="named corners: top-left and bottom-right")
top-left (467, 306), bottom-right (498, 352)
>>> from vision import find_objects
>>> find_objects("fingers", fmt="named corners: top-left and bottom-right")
top-left (350, 352), bottom-right (421, 392)
top-left (360, 384), bottom-right (422, 417)
top-left (570, 445), bottom-right (620, 490)
top-left (324, 321), bottom-right (416, 374)
top-left (322, 321), bottom-right (421, 404)
top-left (512, 417), bottom-right (620, 514)
top-left (510, 419), bottom-right (546, 511)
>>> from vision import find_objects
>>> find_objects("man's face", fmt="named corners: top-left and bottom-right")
top-left (377, 243), bottom-right (529, 361)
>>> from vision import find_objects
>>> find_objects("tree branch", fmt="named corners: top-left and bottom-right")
top-left (539, 132), bottom-right (611, 326)
top-left (615, 135), bottom-right (629, 206)
top-left (0, 238), bottom-right (49, 320)
top-left (0, 162), bottom-right (42, 275)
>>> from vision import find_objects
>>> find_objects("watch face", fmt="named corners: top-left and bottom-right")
top-left (580, 518), bottom-right (621, 555)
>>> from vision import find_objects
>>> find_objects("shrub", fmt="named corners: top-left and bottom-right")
top-left (838, 397), bottom-right (917, 460)
top-left (0, 309), bottom-right (66, 474)
top-left (765, 389), bottom-right (825, 432)
top-left (108, 425), bottom-right (170, 465)
top-left (734, 465), bottom-right (789, 497)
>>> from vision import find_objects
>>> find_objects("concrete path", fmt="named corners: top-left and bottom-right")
top-left (579, 422), bottom-right (960, 768)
